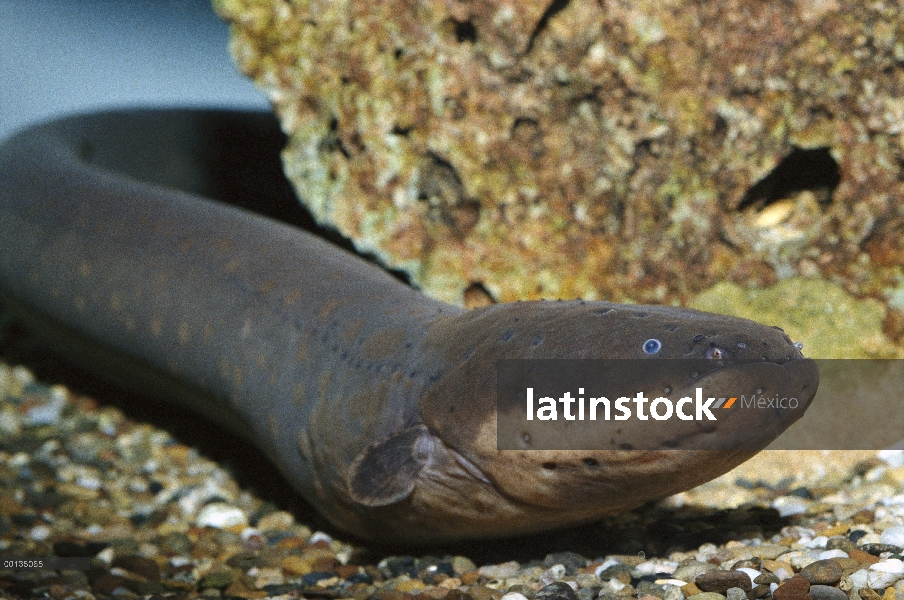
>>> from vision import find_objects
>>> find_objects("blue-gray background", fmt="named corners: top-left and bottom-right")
top-left (0, 0), bottom-right (270, 140)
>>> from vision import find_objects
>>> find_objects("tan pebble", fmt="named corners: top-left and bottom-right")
top-left (257, 510), bottom-right (294, 531)
top-left (439, 578), bottom-right (463, 589)
top-left (56, 482), bottom-right (100, 500)
top-left (274, 535), bottom-right (307, 549)
top-left (461, 572), bottom-right (480, 585)
top-left (682, 583), bottom-right (704, 596)
top-left (763, 561), bottom-right (796, 577)
top-left (686, 593), bottom-right (728, 600)
top-left (223, 578), bottom-right (263, 598)
top-left (467, 585), bottom-right (502, 600)
top-left (833, 558), bottom-right (862, 573)
top-left (396, 580), bottom-right (427, 593)
top-left (282, 555), bottom-right (312, 575)
top-left (422, 586), bottom-right (450, 599)
top-left (881, 588), bottom-right (895, 600)
top-left (859, 588), bottom-right (882, 600)
top-left (821, 524), bottom-right (851, 537)
top-left (852, 510), bottom-right (875, 524)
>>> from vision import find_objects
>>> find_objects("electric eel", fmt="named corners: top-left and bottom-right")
top-left (0, 109), bottom-right (819, 543)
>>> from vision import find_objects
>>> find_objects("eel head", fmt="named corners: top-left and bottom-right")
top-left (344, 300), bottom-right (818, 543)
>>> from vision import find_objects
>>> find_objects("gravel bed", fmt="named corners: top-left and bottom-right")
top-left (2, 362), bottom-right (903, 600)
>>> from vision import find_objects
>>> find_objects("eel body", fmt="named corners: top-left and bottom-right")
top-left (0, 109), bottom-right (819, 543)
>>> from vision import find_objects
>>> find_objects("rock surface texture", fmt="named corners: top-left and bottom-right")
top-left (214, 0), bottom-right (904, 354)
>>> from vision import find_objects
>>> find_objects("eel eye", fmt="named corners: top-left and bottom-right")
top-left (642, 339), bottom-right (662, 354)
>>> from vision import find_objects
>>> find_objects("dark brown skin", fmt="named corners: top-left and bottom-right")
top-left (0, 109), bottom-right (819, 543)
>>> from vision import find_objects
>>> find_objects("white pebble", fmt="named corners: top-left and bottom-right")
top-left (870, 559), bottom-right (904, 574)
top-left (868, 559), bottom-right (904, 588)
top-left (847, 569), bottom-right (869, 589)
top-left (637, 560), bottom-right (677, 575)
top-left (595, 558), bottom-right (622, 576)
top-left (818, 549), bottom-right (849, 560)
top-left (773, 496), bottom-right (808, 517)
top-left (309, 531), bottom-right (333, 545)
top-left (25, 397), bottom-right (65, 425)
top-left (0, 407), bottom-right (22, 435)
top-left (479, 561), bottom-right (521, 579)
top-left (540, 564), bottom-right (567, 585)
top-left (195, 502), bottom-right (248, 529)
top-left (879, 450), bottom-right (904, 467)
top-left (881, 526), bottom-right (904, 547)
top-left (868, 570), bottom-right (904, 588)
top-left (76, 476), bottom-right (102, 491)
top-left (500, 593), bottom-right (529, 600)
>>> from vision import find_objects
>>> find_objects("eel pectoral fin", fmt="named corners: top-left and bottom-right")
top-left (347, 424), bottom-right (434, 507)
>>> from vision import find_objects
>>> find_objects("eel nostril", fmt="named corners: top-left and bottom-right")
top-left (541, 462), bottom-right (557, 470)
top-left (582, 457), bottom-right (599, 467)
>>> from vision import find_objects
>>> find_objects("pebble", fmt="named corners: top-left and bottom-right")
top-left (195, 502), bottom-right (248, 529)
top-left (859, 543), bottom-right (902, 556)
top-left (847, 569), bottom-right (870, 589)
top-left (880, 527), bottom-right (904, 547)
top-left (687, 593), bottom-right (729, 600)
top-left (453, 557), bottom-right (478, 575)
top-left (726, 587), bottom-right (747, 600)
top-left (808, 585), bottom-right (847, 600)
top-left (535, 582), bottom-right (578, 600)
top-left (728, 545), bottom-right (793, 561)
top-left (540, 564), bottom-right (568, 585)
top-left (772, 575), bottom-right (810, 600)
top-left (675, 562), bottom-right (719, 582)
top-left (545, 552), bottom-right (589, 574)
top-left (696, 571), bottom-right (752, 593)
top-left (773, 497), bottom-right (810, 517)
top-left (479, 561), bottom-right (521, 579)
top-left (849, 549), bottom-right (881, 565)
top-left (867, 559), bottom-right (904, 588)
top-left (800, 559), bottom-right (843, 585)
